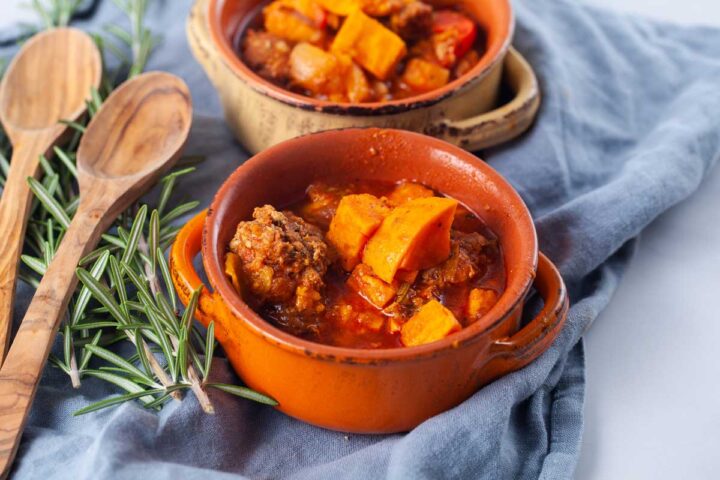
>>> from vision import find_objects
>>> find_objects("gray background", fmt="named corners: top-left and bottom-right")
top-left (2, 1), bottom-right (720, 479)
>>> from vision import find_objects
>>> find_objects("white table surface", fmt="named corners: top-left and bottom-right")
top-left (577, 1), bottom-right (720, 479)
top-left (2, 1), bottom-right (719, 479)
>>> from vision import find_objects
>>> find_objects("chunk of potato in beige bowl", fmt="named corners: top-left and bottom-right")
top-left (170, 128), bottom-right (568, 433)
top-left (187, 0), bottom-right (540, 153)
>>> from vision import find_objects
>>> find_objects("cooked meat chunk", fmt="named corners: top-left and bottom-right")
top-left (384, 230), bottom-right (491, 318)
top-left (390, 2), bottom-right (433, 40)
top-left (241, 29), bottom-right (292, 81)
top-left (417, 230), bottom-right (489, 289)
top-left (363, 0), bottom-right (406, 17)
top-left (229, 205), bottom-right (330, 315)
top-left (454, 49), bottom-right (480, 78)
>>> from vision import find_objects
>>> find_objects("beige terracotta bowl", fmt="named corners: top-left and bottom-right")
top-left (187, 0), bottom-right (541, 153)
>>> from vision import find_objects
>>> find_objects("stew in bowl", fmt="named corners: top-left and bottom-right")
top-left (225, 180), bottom-right (506, 348)
top-left (240, 0), bottom-right (486, 102)
top-left (170, 128), bottom-right (567, 433)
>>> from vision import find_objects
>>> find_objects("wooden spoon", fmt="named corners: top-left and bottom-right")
top-left (0, 28), bottom-right (102, 363)
top-left (0, 72), bottom-right (192, 478)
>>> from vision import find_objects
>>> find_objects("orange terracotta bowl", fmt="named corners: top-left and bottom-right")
top-left (170, 129), bottom-right (568, 433)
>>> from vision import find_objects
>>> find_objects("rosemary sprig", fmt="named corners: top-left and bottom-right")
top-left (105, 0), bottom-right (157, 78)
top-left (0, 0), bottom-right (278, 414)
top-left (28, 0), bottom-right (84, 28)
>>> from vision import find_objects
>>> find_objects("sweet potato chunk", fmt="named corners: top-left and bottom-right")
top-left (345, 60), bottom-right (372, 103)
top-left (224, 252), bottom-right (244, 293)
top-left (348, 264), bottom-right (397, 308)
top-left (401, 299), bottom-right (461, 346)
top-left (386, 181), bottom-right (435, 206)
top-left (363, 197), bottom-right (458, 283)
top-left (316, 0), bottom-right (360, 15)
top-left (264, 1), bottom-right (325, 44)
top-left (466, 288), bottom-right (497, 321)
top-left (289, 43), bottom-right (345, 97)
top-left (402, 58), bottom-right (450, 93)
top-left (331, 10), bottom-right (407, 80)
top-left (327, 193), bottom-right (391, 270)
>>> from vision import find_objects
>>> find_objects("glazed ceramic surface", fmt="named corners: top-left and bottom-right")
top-left (170, 129), bottom-right (567, 433)
top-left (187, 0), bottom-right (540, 153)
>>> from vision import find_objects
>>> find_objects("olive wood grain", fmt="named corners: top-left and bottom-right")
top-left (0, 71), bottom-right (192, 479)
top-left (0, 28), bottom-right (102, 363)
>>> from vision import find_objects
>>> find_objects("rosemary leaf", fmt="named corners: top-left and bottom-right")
top-left (39, 154), bottom-right (56, 177)
top-left (142, 304), bottom-right (176, 379)
top-left (206, 383), bottom-right (279, 406)
top-left (72, 321), bottom-right (119, 331)
top-left (181, 287), bottom-right (201, 336)
top-left (84, 344), bottom-right (157, 387)
top-left (21, 255), bottom-right (47, 276)
top-left (27, 177), bottom-right (71, 228)
top-left (156, 250), bottom-right (177, 310)
top-left (108, 256), bottom-right (128, 315)
top-left (53, 147), bottom-right (78, 178)
top-left (134, 330), bottom-right (153, 378)
top-left (58, 119), bottom-right (86, 134)
top-left (80, 246), bottom-right (112, 266)
top-left (148, 209), bottom-right (159, 272)
top-left (203, 322), bottom-right (215, 379)
top-left (76, 268), bottom-right (128, 325)
top-left (160, 201), bottom-right (200, 225)
top-left (18, 272), bottom-right (40, 289)
top-left (121, 205), bottom-right (147, 264)
top-left (104, 23), bottom-right (133, 45)
top-left (70, 250), bottom-right (111, 326)
top-left (49, 353), bottom-right (71, 374)
top-left (63, 324), bottom-right (73, 375)
top-left (74, 388), bottom-right (165, 416)
top-left (79, 329), bottom-right (104, 371)
top-left (0, 151), bottom-right (9, 178)
top-left (83, 370), bottom-right (155, 405)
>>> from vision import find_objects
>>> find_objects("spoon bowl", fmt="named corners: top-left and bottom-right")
top-left (0, 28), bottom-right (101, 363)
top-left (0, 28), bottom-right (100, 141)
top-left (77, 72), bottom-right (192, 183)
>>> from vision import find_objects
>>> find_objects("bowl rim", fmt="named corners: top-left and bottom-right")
top-left (206, 0), bottom-right (515, 115)
top-left (202, 128), bottom-right (538, 362)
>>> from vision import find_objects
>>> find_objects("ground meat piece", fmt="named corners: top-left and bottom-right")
top-left (417, 230), bottom-right (489, 288)
top-left (229, 205), bottom-right (330, 316)
top-left (241, 29), bottom-right (292, 82)
top-left (390, 2), bottom-right (433, 40)
top-left (454, 49), bottom-right (480, 77)
top-left (384, 230), bottom-right (490, 318)
top-left (432, 29), bottom-right (461, 67)
top-left (297, 182), bottom-right (356, 230)
top-left (363, 0), bottom-right (406, 17)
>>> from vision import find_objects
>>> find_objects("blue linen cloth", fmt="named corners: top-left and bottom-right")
top-left (3, 0), bottom-right (720, 478)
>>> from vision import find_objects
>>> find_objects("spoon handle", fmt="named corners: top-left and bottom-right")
top-left (0, 203), bottom-right (109, 478)
top-left (0, 134), bottom-right (58, 365)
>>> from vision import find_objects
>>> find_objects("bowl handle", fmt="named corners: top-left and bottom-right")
top-left (486, 253), bottom-right (568, 379)
top-left (429, 48), bottom-right (541, 151)
top-left (170, 210), bottom-right (231, 342)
